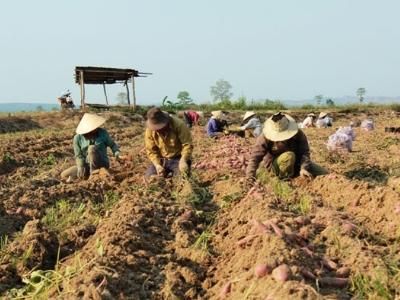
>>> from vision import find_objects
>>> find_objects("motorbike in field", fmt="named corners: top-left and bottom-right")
top-left (58, 94), bottom-right (75, 111)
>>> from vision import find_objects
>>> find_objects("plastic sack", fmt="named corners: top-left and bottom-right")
top-left (361, 119), bottom-right (374, 131)
top-left (336, 126), bottom-right (356, 141)
top-left (327, 132), bottom-right (352, 152)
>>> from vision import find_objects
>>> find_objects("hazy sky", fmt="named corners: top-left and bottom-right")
top-left (1, 0), bottom-right (399, 105)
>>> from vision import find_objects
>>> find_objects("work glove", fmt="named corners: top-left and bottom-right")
top-left (300, 168), bottom-right (313, 179)
top-left (154, 164), bottom-right (165, 176)
top-left (179, 159), bottom-right (189, 174)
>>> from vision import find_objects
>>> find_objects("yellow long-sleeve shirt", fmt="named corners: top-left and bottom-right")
top-left (145, 116), bottom-right (193, 165)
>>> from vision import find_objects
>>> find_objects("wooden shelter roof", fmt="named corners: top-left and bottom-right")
top-left (75, 66), bottom-right (143, 84)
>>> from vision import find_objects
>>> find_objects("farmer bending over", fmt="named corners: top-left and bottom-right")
top-left (181, 110), bottom-right (203, 128)
top-left (61, 113), bottom-right (124, 180)
top-left (246, 112), bottom-right (327, 182)
top-left (207, 110), bottom-right (228, 137)
top-left (145, 107), bottom-right (193, 177)
top-left (316, 112), bottom-right (333, 128)
top-left (240, 111), bottom-right (262, 137)
top-left (301, 113), bottom-right (316, 128)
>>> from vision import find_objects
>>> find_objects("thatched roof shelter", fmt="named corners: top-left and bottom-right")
top-left (74, 66), bottom-right (151, 110)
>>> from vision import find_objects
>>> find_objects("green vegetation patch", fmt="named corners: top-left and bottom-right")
top-left (344, 165), bottom-right (389, 185)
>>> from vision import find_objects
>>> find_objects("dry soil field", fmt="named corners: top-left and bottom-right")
top-left (1, 109), bottom-right (400, 299)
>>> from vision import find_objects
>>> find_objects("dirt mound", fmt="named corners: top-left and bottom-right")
top-left (0, 220), bottom-right (59, 293)
top-left (46, 178), bottom-right (210, 299)
top-left (0, 117), bottom-right (41, 133)
top-left (300, 174), bottom-right (400, 240)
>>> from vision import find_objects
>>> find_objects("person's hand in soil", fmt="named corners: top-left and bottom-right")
top-left (300, 168), bottom-right (313, 179)
top-left (116, 154), bottom-right (128, 162)
top-left (154, 164), bottom-right (165, 176)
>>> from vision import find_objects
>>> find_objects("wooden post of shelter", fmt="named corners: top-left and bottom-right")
top-left (125, 80), bottom-right (131, 106)
top-left (132, 75), bottom-right (136, 111)
top-left (102, 83), bottom-right (109, 105)
top-left (79, 70), bottom-right (85, 110)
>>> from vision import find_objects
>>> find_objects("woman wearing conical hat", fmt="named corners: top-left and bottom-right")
top-left (61, 113), bottom-right (124, 180)
top-left (301, 113), bottom-right (316, 128)
top-left (246, 112), bottom-right (327, 182)
top-left (316, 112), bottom-right (333, 128)
top-left (240, 111), bottom-right (262, 137)
top-left (206, 110), bottom-right (228, 137)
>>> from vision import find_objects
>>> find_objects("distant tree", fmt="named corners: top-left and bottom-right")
top-left (210, 79), bottom-right (233, 103)
top-left (326, 98), bottom-right (335, 107)
top-left (36, 105), bottom-right (44, 112)
top-left (177, 91), bottom-right (194, 105)
top-left (356, 87), bottom-right (366, 103)
top-left (117, 92), bottom-right (128, 105)
top-left (314, 95), bottom-right (323, 106)
top-left (117, 92), bottom-right (128, 104)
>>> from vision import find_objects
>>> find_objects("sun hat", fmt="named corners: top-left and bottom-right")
top-left (146, 107), bottom-right (170, 130)
top-left (243, 111), bottom-right (256, 121)
top-left (211, 110), bottom-right (225, 120)
top-left (319, 112), bottom-right (328, 119)
top-left (307, 113), bottom-right (316, 117)
top-left (263, 112), bottom-right (299, 142)
top-left (76, 113), bottom-right (106, 135)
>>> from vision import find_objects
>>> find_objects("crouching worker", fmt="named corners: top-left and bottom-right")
top-left (182, 110), bottom-right (202, 128)
top-left (145, 107), bottom-right (193, 177)
top-left (240, 111), bottom-right (262, 137)
top-left (207, 110), bottom-right (228, 137)
top-left (316, 112), bottom-right (333, 128)
top-left (61, 113), bottom-right (123, 180)
top-left (246, 112), bottom-right (327, 182)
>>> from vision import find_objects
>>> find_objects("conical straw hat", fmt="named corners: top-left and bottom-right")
top-left (76, 113), bottom-right (106, 134)
top-left (243, 111), bottom-right (256, 121)
top-left (263, 112), bottom-right (298, 142)
top-left (211, 110), bottom-right (224, 119)
top-left (319, 112), bottom-right (328, 119)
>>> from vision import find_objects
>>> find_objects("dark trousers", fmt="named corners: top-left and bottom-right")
top-left (145, 157), bottom-right (191, 177)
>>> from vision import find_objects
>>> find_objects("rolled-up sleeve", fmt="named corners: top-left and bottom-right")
top-left (246, 135), bottom-right (268, 178)
top-left (145, 129), bottom-right (162, 166)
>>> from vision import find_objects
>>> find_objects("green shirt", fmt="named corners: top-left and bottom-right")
top-left (73, 128), bottom-right (120, 167)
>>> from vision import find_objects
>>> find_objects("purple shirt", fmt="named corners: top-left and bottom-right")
top-left (207, 118), bottom-right (226, 137)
